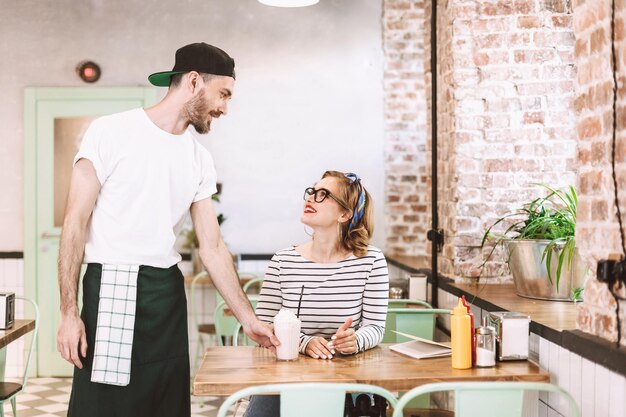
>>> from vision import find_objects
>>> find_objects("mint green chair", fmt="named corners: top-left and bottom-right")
top-left (383, 306), bottom-right (451, 343)
top-left (242, 277), bottom-right (263, 295)
top-left (0, 297), bottom-right (39, 417)
top-left (392, 382), bottom-right (581, 417)
top-left (384, 299), bottom-right (434, 344)
top-left (232, 321), bottom-right (258, 347)
top-left (383, 306), bottom-right (452, 414)
top-left (214, 297), bottom-right (258, 346)
top-left (388, 299), bottom-right (432, 309)
top-left (216, 383), bottom-right (398, 417)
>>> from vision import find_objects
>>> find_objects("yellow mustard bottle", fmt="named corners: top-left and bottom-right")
top-left (451, 298), bottom-right (472, 369)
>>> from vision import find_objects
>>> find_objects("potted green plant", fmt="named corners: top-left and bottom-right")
top-left (480, 184), bottom-right (588, 302)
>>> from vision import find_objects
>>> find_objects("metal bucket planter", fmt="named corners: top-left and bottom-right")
top-left (505, 240), bottom-right (589, 301)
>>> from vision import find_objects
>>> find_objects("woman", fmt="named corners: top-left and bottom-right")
top-left (244, 170), bottom-right (389, 417)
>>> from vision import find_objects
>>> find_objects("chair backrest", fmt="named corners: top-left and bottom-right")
top-left (217, 382), bottom-right (398, 417)
top-left (215, 297), bottom-right (258, 346)
top-left (232, 323), bottom-right (257, 347)
top-left (15, 296), bottom-right (39, 390)
top-left (242, 277), bottom-right (263, 295)
top-left (392, 382), bottom-right (581, 417)
top-left (383, 307), bottom-right (451, 343)
top-left (388, 299), bottom-right (432, 309)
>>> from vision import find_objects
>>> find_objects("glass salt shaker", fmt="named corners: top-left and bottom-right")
top-left (475, 325), bottom-right (496, 367)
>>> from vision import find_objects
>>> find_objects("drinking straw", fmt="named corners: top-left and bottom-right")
top-left (296, 285), bottom-right (305, 318)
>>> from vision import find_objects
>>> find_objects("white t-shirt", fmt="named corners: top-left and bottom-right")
top-left (73, 108), bottom-right (217, 268)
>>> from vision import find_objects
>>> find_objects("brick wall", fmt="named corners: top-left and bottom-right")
top-left (383, 0), bottom-right (429, 256)
top-left (424, 0), bottom-right (578, 279)
top-left (573, 0), bottom-right (626, 345)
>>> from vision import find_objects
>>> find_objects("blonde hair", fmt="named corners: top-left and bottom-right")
top-left (321, 170), bottom-right (374, 257)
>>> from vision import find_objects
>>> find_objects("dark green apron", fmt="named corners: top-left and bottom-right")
top-left (68, 263), bottom-right (191, 417)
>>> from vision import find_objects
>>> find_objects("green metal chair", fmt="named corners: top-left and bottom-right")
top-left (242, 277), bottom-right (263, 295)
top-left (214, 297), bottom-right (258, 347)
top-left (383, 303), bottom-right (451, 343)
top-left (388, 299), bottom-right (432, 309)
top-left (0, 297), bottom-right (39, 417)
top-left (383, 305), bottom-right (452, 415)
top-left (385, 299), bottom-right (434, 342)
top-left (392, 382), bottom-right (581, 417)
top-left (232, 321), bottom-right (258, 347)
top-left (191, 271), bottom-right (260, 367)
top-left (216, 382), bottom-right (398, 417)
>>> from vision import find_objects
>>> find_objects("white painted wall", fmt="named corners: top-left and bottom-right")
top-left (0, 0), bottom-right (385, 254)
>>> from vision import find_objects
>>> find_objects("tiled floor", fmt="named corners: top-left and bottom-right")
top-left (1, 377), bottom-right (226, 417)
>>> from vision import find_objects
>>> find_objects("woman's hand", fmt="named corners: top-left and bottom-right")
top-left (305, 337), bottom-right (334, 359)
top-left (330, 318), bottom-right (357, 355)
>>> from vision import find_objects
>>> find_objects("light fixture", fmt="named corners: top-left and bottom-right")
top-left (76, 61), bottom-right (101, 83)
top-left (258, 0), bottom-right (319, 7)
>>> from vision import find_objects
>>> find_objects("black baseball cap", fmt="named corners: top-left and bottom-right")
top-left (148, 42), bottom-right (236, 87)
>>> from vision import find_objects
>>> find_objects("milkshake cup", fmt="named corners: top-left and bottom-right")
top-left (273, 309), bottom-right (301, 361)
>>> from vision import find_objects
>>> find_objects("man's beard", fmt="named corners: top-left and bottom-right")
top-left (182, 90), bottom-right (211, 134)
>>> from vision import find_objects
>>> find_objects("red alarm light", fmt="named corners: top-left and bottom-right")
top-left (76, 61), bottom-right (101, 83)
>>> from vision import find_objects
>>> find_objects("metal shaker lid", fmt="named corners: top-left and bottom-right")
top-left (476, 326), bottom-right (495, 335)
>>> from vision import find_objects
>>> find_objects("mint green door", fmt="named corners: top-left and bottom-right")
top-left (24, 88), bottom-right (158, 377)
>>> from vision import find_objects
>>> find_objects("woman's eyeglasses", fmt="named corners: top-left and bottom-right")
top-left (303, 187), bottom-right (350, 210)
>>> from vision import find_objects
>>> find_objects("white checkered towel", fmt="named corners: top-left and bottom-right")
top-left (91, 264), bottom-right (139, 386)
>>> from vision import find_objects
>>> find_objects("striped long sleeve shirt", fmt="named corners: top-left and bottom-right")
top-left (255, 245), bottom-right (389, 354)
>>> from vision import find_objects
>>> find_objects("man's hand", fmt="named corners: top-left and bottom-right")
top-left (243, 319), bottom-right (280, 353)
top-left (329, 318), bottom-right (357, 355)
top-left (57, 313), bottom-right (88, 369)
top-left (305, 337), bottom-right (334, 359)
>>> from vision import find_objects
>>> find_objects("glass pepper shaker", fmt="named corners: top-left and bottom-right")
top-left (475, 324), bottom-right (496, 367)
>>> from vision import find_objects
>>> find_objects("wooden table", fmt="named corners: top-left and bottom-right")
top-left (193, 344), bottom-right (549, 396)
top-left (0, 320), bottom-right (36, 381)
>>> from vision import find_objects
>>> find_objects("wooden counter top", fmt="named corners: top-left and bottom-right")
top-left (0, 320), bottom-right (36, 349)
top-left (385, 254), bottom-right (431, 274)
top-left (443, 282), bottom-right (579, 333)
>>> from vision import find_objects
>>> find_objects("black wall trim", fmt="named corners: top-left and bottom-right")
top-left (0, 252), bottom-right (23, 259)
top-left (180, 253), bottom-right (273, 262)
top-left (240, 254), bottom-right (273, 261)
top-left (438, 277), bottom-right (626, 378)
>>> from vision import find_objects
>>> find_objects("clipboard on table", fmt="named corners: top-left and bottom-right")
top-left (389, 330), bottom-right (452, 360)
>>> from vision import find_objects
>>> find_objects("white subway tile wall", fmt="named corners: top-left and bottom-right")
top-left (581, 358), bottom-right (595, 417)
top-left (608, 370), bottom-right (626, 417)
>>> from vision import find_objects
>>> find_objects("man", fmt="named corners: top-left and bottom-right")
top-left (57, 42), bottom-right (278, 417)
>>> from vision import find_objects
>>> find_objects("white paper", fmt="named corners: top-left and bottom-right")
top-left (389, 330), bottom-right (452, 360)
top-left (501, 318), bottom-right (529, 358)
